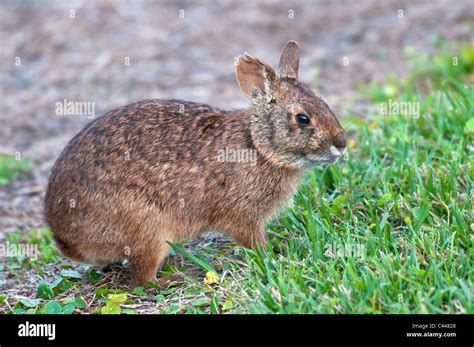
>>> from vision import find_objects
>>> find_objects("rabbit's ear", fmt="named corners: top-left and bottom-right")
top-left (279, 40), bottom-right (299, 80)
top-left (235, 53), bottom-right (276, 103)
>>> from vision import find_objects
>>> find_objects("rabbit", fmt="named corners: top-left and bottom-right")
top-left (44, 40), bottom-right (347, 286)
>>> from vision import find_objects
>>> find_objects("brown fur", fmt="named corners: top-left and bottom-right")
top-left (44, 41), bottom-right (346, 286)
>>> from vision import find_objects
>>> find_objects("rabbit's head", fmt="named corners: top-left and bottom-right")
top-left (235, 40), bottom-right (346, 169)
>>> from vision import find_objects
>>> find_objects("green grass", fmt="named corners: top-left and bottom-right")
top-left (1, 42), bottom-right (472, 315)
top-left (0, 154), bottom-right (32, 185)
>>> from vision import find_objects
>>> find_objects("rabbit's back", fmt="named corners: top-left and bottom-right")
top-left (46, 99), bottom-right (225, 203)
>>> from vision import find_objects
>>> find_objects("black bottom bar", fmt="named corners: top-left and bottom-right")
top-left (0, 314), bottom-right (471, 346)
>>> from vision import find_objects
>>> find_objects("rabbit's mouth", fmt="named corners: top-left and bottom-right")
top-left (308, 148), bottom-right (347, 165)
top-left (313, 157), bottom-right (341, 165)
top-left (292, 152), bottom-right (343, 168)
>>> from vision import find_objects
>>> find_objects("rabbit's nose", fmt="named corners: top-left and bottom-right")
top-left (333, 132), bottom-right (347, 151)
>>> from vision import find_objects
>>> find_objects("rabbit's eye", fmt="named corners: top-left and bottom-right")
top-left (296, 113), bottom-right (310, 126)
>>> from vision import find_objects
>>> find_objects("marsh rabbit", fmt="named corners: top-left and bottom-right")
top-left (44, 41), bottom-right (347, 286)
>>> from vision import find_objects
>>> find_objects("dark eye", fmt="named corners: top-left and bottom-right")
top-left (296, 113), bottom-right (310, 126)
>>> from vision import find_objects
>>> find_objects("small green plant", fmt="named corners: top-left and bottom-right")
top-left (99, 293), bottom-right (128, 314)
top-left (5, 228), bottom-right (59, 270)
top-left (168, 241), bottom-right (217, 274)
top-left (0, 154), bottom-right (33, 185)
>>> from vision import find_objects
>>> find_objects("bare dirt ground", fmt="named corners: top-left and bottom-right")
top-left (0, 0), bottom-right (472, 312)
